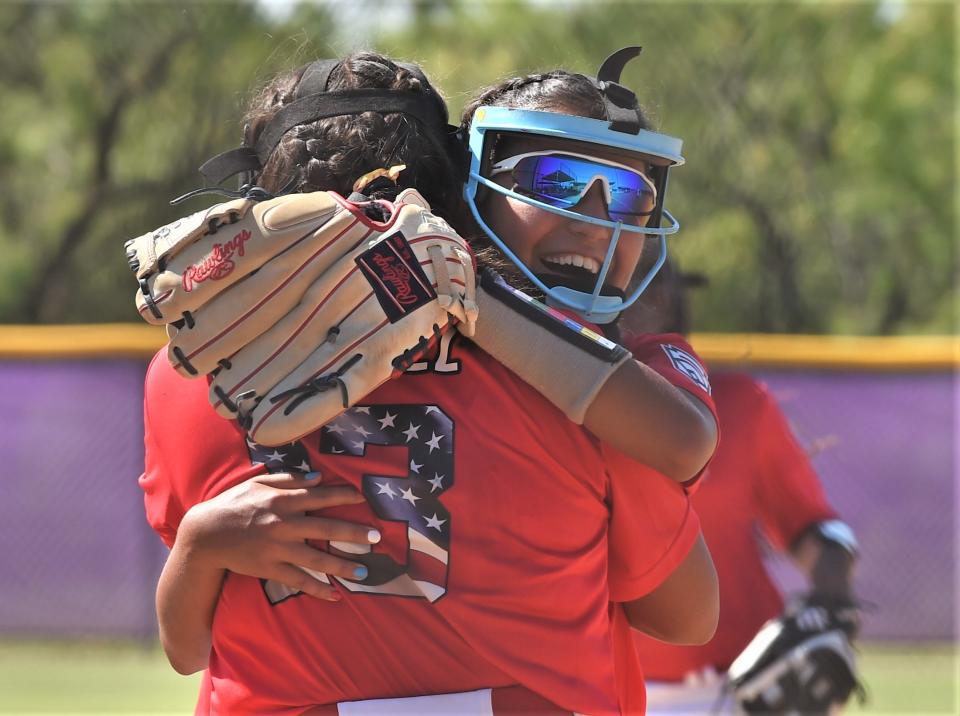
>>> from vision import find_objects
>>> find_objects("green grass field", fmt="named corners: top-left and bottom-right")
top-left (0, 640), bottom-right (956, 714)
top-left (846, 643), bottom-right (959, 715)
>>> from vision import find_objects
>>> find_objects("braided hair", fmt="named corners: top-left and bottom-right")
top-left (460, 69), bottom-right (652, 138)
top-left (243, 52), bottom-right (459, 218)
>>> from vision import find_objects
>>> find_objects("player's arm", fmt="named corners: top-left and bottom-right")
top-left (584, 360), bottom-right (717, 482)
top-left (747, 377), bottom-right (859, 601)
top-left (619, 533), bottom-right (719, 645)
top-left (728, 520), bottom-right (863, 714)
top-left (469, 271), bottom-right (716, 482)
top-left (157, 473), bottom-right (377, 674)
top-left (157, 530), bottom-right (227, 674)
top-left (791, 520), bottom-right (859, 599)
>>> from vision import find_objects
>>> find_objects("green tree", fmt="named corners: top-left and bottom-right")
top-left (0, 0), bottom-right (953, 335)
top-left (0, 1), bottom-right (334, 322)
top-left (375, 0), bottom-right (956, 334)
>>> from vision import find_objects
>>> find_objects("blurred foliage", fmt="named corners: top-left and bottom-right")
top-left (0, 0), bottom-right (954, 333)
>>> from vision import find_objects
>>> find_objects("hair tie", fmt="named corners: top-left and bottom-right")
top-left (352, 164), bottom-right (406, 193)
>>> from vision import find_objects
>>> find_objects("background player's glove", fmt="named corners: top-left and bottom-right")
top-left (126, 188), bottom-right (477, 446)
top-left (727, 592), bottom-right (864, 714)
top-left (468, 269), bottom-right (631, 424)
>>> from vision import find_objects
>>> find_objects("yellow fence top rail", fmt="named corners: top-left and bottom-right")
top-left (0, 324), bottom-right (957, 370)
top-left (0, 324), bottom-right (167, 359)
top-left (689, 333), bottom-right (959, 370)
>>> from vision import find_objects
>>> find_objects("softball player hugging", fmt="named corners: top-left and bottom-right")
top-left (136, 48), bottom-right (720, 715)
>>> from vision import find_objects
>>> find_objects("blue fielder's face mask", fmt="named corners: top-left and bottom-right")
top-left (464, 106), bottom-right (684, 325)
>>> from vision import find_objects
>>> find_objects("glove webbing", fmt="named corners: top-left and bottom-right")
top-left (428, 243), bottom-right (477, 327)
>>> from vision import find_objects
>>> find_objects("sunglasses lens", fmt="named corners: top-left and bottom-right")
top-left (513, 155), bottom-right (584, 207)
top-left (604, 168), bottom-right (656, 223)
top-left (512, 154), bottom-right (655, 223)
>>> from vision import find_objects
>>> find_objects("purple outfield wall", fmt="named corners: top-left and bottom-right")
top-left (0, 360), bottom-right (954, 641)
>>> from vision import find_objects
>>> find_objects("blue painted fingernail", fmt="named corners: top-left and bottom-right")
top-left (353, 565), bottom-right (368, 580)
top-left (306, 471), bottom-right (322, 481)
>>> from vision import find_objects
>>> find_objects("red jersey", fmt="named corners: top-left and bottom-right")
top-left (621, 332), bottom-right (717, 493)
top-left (632, 372), bottom-right (836, 680)
top-left (623, 333), bottom-right (714, 414)
top-left (141, 331), bottom-right (712, 715)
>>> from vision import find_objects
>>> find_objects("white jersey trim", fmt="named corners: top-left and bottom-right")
top-left (338, 689), bottom-right (494, 716)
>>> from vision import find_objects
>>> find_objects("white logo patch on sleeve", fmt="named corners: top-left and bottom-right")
top-left (661, 344), bottom-right (712, 395)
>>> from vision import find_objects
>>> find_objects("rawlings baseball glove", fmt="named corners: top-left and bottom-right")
top-left (727, 592), bottom-right (864, 714)
top-left (126, 187), bottom-right (477, 446)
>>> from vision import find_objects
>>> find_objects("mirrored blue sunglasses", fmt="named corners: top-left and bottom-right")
top-left (490, 151), bottom-right (658, 225)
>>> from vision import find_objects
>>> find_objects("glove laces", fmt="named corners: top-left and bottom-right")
top-left (169, 177), bottom-right (298, 206)
top-left (270, 353), bottom-right (364, 415)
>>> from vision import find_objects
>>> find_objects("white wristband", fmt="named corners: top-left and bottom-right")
top-left (817, 519), bottom-right (859, 556)
top-left (470, 270), bottom-right (631, 424)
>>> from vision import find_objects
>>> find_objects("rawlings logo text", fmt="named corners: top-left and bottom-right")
top-left (182, 230), bottom-right (251, 292)
top-left (356, 230), bottom-right (436, 324)
top-left (371, 254), bottom-right (419, 306)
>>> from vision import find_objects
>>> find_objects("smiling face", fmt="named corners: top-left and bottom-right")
top-left (479, 133), bottom-right (654, 294)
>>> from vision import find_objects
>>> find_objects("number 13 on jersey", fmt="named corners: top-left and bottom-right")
top-left (259, 404), bottom-right (455, 606)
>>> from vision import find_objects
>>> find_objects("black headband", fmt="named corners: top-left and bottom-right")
top-left (199, 59), bottom-right (450, 186)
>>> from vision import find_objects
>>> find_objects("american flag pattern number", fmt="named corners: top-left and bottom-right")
top-left (249, 404), bottom-right (454, 604)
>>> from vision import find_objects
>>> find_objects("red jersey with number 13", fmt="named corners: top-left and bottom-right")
top-left (141, 332), bottom-right (713, 714)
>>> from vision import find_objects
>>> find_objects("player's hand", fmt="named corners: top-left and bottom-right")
top-left (179, 472), bottom-right (380, 601)
top-left (797, 591), bottom-right (862, 639)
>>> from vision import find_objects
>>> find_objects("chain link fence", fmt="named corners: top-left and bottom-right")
top-left (0, 357), bottom-right (954, 641)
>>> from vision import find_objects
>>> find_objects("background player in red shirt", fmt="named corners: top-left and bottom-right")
top-left (621, 260), bottom-right (860, 714)
top-left (142, 50), bottom-right (718, 714)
